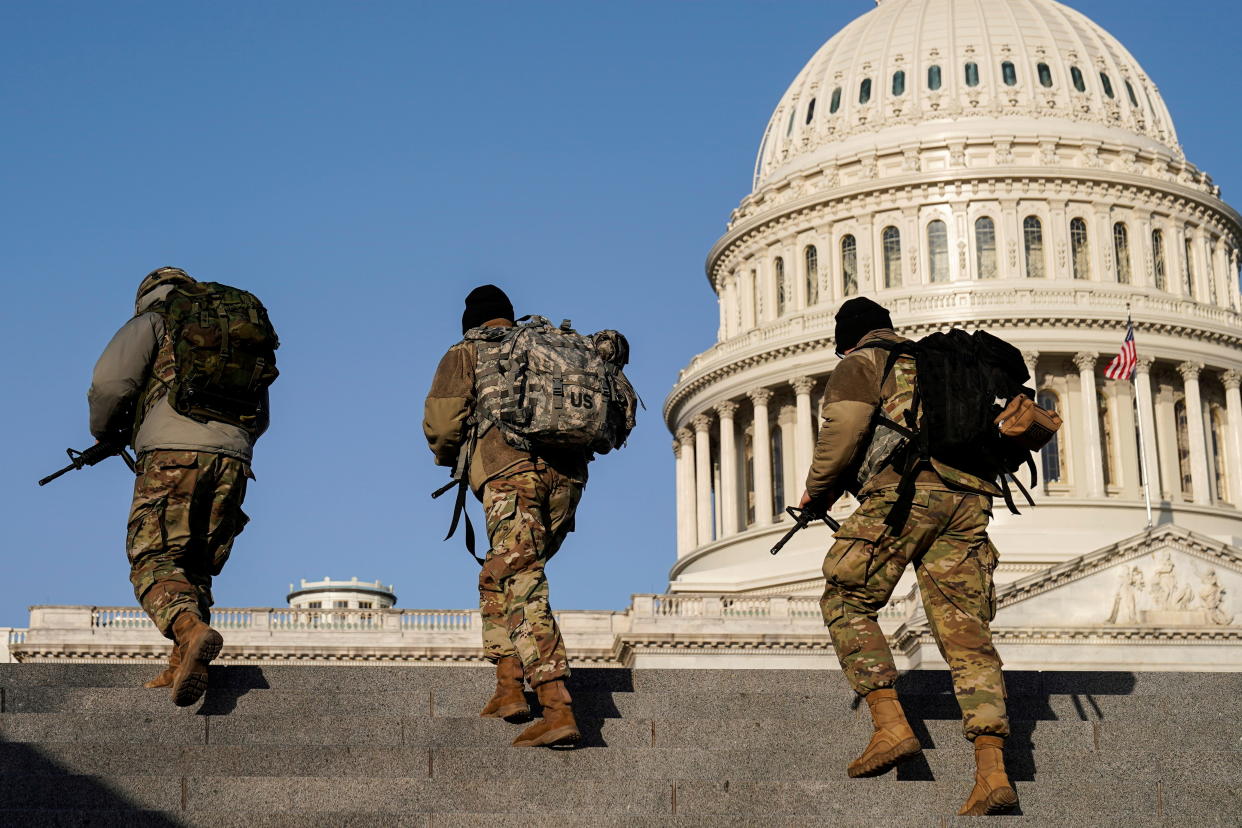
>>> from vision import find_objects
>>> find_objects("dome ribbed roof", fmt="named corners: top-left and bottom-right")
top-left (755, 0), bottom-right (1180, 188)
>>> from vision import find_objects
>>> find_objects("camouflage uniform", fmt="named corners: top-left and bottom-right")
top-left (821, 487), bottom-right (1006, 738)
top-left (479, 462), bottom-right (581, 685)
top-left (808, 328), bottom-right (1008, 740)
top-left (127, 450), bottom-right (251, 637)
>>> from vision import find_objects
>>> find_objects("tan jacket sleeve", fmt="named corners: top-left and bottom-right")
top-left (423, 342), bottom-right (475, 468)
top-left (805, 351), bottom-right (882, 501)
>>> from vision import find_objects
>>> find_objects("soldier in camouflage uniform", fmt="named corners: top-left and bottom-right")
top-left (424, 285), bottom-right (589, 748)
top-left (799, 297), bottom-right (1018, 816)
top-left (89, 268), bottom-right (266, 708)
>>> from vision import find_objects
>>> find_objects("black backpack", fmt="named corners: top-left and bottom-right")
top-left (864, 329), bottom-right (1038, 530)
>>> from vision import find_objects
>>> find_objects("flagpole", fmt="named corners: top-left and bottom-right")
top-left (1127, 303), bottom-right (1155, 531)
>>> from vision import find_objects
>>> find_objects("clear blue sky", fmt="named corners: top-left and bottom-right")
top-left (1, 1), bottom-right (1238, 626)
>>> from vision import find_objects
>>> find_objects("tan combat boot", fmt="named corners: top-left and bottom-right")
top-left (169, 612), bottom-right (223, 707)
top-left (480, 656), bottom-right (531, 721)
top-left (847, 688), bottom-right (923, 778)
top-left (958, 735), bottom-right (1019, 816)
top-left (143, 642), bottom-right (183, 689)
top-left (512, 679), bottom-right (580, 748)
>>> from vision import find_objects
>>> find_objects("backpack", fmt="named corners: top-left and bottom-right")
top-left (144, 282), bottom-right (280, 436)
top-left (464, 316), bottom-right (637, 454)
top-left (860, 329), bottom-right (1061, 529)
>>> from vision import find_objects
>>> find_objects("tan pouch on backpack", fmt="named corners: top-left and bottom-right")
top-left (995, 394), bottom-right (1062, 451)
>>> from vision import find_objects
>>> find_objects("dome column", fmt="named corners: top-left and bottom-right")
top-left (674, 428), bottom-right (696, 556)
top-left (1178, 362), bottom-right (1212, 505)
top-left (1134, 357), bottom-right (1163, 499)
top-left (1074, 352), bottom-right (1106, 497)
top-left (692, 413), bottom-right (715, 543)
top-left (716, 401), bottom-right (740, 537)
top-left (1222, 371), bottom-right (1242, 497)
top-left (791, 377), bottom-right (817, 482)
top-left (749, 388), bottom-right (775, 525)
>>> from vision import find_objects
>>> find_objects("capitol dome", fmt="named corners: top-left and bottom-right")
top-left (665, 0), bottom-right (1242, 600)
top-left (755, 0), bottom-right (1180, 190)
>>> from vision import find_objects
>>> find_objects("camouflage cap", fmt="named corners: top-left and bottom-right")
top-left (135, 267), bottom-right (194, 314)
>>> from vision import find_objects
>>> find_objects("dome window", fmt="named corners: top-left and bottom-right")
top-left (882, 226), bottom-right (902, 288)
top-left (841, 235), bottom-right (858, 297)
top-left (1113, 223), bottom-right (1132, 284)
top-left (805, 246), bottom-right (819, 305)
top-left (1183, 237), bottom-right (1196, 297)
top-left (859, 78), bottom-right (873, 104)
top-left (964, 62), bottom-right (980, 88)
top-left (785, 108), bottom-right (796, 137)
top-left (1100, 72), bottom-right (1115, 99)
top-left (1036, 390), bottom-right (1064, 483)
top-left (975, 217), bottom-right (997, 279)
top-left (1024, 216), bottom-right (1046, 278)
top-left (805, 98), bottom-right (816, 124)
top-left (892, 70), bottom-right (906, 96)
top-left (1152, 229), bottom-right (1167, 291)
top-left (1070, 218), bottom-right (1090, 280)
top-left (1037, 63), bottom-right (1053, 88)
top-left (927, 220), bottom-right (949, 283)
top-left (1001, 61), bottom-right (1017, 87)
top-left (1125, 80), bottom-right (1139, 107)
top-left (1070, 66), bottom-right (1086, 92)
top-left (830, 87), bottom-right (842, 113)
top-left (928, 65), bottom-right (942, 90)
top-left (775, 257), bottom-right (787, 316)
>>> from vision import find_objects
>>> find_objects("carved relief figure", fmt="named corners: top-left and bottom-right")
top-left (1106, 566), bottom-right (1144, 625)
top-left (1199, 569), bottom-right (1234, 626)
top-left (1150, 550), bottom-right (1194, 610)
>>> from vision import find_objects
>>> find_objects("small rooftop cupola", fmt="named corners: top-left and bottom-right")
top-left (286, 576), bottom-right (397, 610)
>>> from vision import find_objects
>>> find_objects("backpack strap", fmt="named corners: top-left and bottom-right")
top-left (852, 341), bottom-right (924, 533)
top-left (431, 423), bottom-right (485, 566)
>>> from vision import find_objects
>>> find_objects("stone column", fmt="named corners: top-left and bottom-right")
top-left (716, 401), bottom-right (740, 537)
top-left (716, 278), bottom-right (728, 341)
top-left (1178, 362), bottom-right (1212, 505)
top-left (675, 428), bottom-right (696, 555)
top-left (1134, 357), bottom-right (1163, 498)
top-left (1223, 371), bottom-right (1242, 500)
top-left (692, 414), bottom-right (714, 542)
top-left (749, 388), bottom-right (775, 525)
top-left (791, 377), bottom-right (816, 483)
top-left (1074, 352), bottom-right (1106, 497)
top-left (1021, 350), bottom-right (1039, 385)
top-left (741, 266), bottom-right (756, 331)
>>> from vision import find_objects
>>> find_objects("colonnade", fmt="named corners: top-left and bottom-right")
top-left (673, 355), bottom-right (1242, 557)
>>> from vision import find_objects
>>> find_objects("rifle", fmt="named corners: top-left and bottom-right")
top-left (770, 505), bottom-right (841, 555)
top-left (38, 441), bottom-right (137, 486)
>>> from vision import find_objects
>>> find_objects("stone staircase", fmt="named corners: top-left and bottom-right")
top-left (0, 664), bottom-right (1236, 826)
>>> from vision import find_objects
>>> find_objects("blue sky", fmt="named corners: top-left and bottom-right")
top-left (1, 0), bottom-right (1238, 625)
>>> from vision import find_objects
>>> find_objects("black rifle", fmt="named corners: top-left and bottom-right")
top-left (38, 441), bottom-right (137, 486)
top-left (770, 505), bottom-right (841, 555)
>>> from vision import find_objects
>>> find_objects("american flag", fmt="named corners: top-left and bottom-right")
top-left (1104, 317), bottom-right (1138, 381)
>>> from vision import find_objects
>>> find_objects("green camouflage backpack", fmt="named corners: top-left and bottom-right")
top-left (141, 282), bottom-right (279, 435)
top-left (465, 316), bottom-right (637, 454)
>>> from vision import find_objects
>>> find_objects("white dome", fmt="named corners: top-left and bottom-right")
top-left (755, 0), bottom-right (1180, 188)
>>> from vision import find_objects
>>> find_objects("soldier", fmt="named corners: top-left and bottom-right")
top-left (799, 297), bottom-right (1018, 816)
top-left (89, 267), bottom-right (273, 707)
top-left (423, 285), bottom-right (591, 748)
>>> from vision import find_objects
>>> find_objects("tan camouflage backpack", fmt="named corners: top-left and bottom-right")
top-left (465, 316), bottom-right (637, 454)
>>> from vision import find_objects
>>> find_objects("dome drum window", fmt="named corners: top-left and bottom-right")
top-left (928, 65), bottom-right (942, 90)
top-left (829, 87), bottom-right (842, 113)
top-left (859, 78), bottom-right (873, 104)
top-left (1024, 217), bottom-right (1046, 278)
top-left (965, 62), bottom-right (980, 87)
top-left (1125, 80), bottom-right (1140, 107)
top-left (1001, 61), bottom-right (1017, 86)
top-left (841, 235), bottom-right (858, 297)
top-left (882, 226), bottom-right (902, 288)
top-left (775, 257), bottom-right (787, 316)
top-left (1113, 223), bottom-right (1132, 284)
top-left (975, 217), bottom-right (998, 279)
top-left (1071, 218), bottom-right (1090, 280)
top-left (1037, 62), bottom-right (1053, 87)
top-left (805, 98), bottom-right (816, 124)
top-left (804, 246), bottom-right (819, 305)
top-left (928, 220), bottom-right (949, 283)
top-left (786, 109), bottom-right (796, 136)
top-left (892, 70), bottom-right (906, 96)
top-left (1152, 229), bottom-right (1167, 290)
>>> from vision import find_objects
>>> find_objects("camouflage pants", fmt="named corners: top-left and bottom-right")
top-left (820, 487), bottom-right (1008, 739)
top-left (127, 450), bottom-right (251, 639)
top-left (479, 465), bottom-right (581, 687)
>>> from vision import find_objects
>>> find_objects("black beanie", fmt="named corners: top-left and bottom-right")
top-left (834, 297), bottom-right (893, 355)
top-left (462, 284), bottom-right (515, 333)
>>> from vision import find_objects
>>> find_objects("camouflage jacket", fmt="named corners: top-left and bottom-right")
top-left (805, 328), bottom-right (1001, 503)
top-left (423, 319), bottom-right (590, 496)
top-left (88, 284), bottom-right (258, 461)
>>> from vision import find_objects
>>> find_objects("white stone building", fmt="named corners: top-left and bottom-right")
top-left (6, 0), bottom-right (1241, 671)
